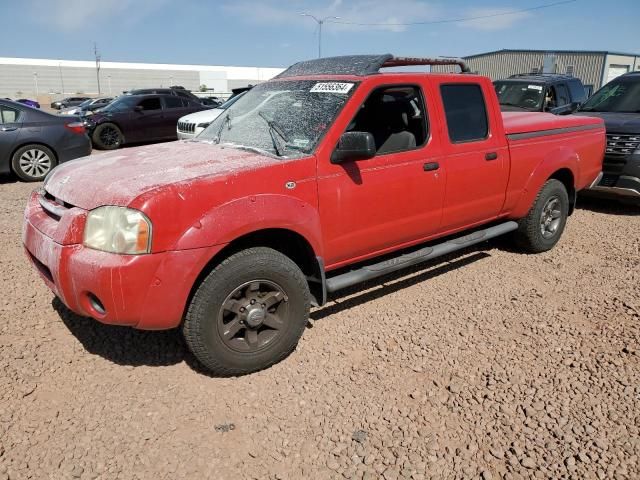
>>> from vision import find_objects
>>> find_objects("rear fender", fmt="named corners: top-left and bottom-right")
top-left (172, 194), bottom-right (324, 256)
top-left (511, 146), bottom-right (578, 218)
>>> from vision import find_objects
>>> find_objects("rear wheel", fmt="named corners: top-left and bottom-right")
top-left (11, 144), bottom-right (57, 182)
top-left (183, 247), bottom-right (311, 376)
top-left (515, 179), bottom-right (569, 253)
top-left (92, 123), bottom-right (123, 150)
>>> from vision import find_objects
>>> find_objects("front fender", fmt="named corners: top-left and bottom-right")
top-left (172, 193), bottom-right (324, 256)
top-left (510, 145), bottom-right (579, 219)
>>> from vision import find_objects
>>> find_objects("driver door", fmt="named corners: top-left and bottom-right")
top-left (129, 97), bottom-right (165, 142)
top-left (317, 82), bottom-right (445, 268)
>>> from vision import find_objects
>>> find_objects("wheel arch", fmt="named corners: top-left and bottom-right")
top-left (184, 228), bottom-right (325, 320)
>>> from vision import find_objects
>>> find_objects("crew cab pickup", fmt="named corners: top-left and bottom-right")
top-left (23, 55), bottom-right (605, 376)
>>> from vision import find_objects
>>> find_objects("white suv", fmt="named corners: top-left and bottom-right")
top-left (177, 92), bottom-right (247, 140)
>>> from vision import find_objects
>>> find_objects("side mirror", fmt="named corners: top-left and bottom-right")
top-left (549, 103), bottom-right (577, 115)
top-left (134, 105), bottom-right (144, 113)
top-left (331, 131), bottom-right (376, 164)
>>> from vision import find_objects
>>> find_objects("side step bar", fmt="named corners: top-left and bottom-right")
top-left (325, 221), bottom-right (518, 293)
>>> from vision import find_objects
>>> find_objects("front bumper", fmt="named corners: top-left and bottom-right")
top-left (22, 190), bottom-right (224, 330)
top-left (585, 152), bottom-right (640, 202)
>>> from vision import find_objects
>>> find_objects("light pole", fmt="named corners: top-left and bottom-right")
top-left (33, 72), bottom-right (39, 95)
top-left (58, 62), bottom-right (65, 94)
top-left (300, 13), bottom-right (341, 58)
top-left (108, 75), bottom-right (112, 95)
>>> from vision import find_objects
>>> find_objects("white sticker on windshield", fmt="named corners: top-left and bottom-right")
top-left (528, 85), bottom-right (543, 91)
top-left (310, 82), bottom-right (354, 94)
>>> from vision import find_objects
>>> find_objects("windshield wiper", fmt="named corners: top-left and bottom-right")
top-left (215, 112), bottom-right (231, 144)
top-left (258, 111), bottom-right (289, 157)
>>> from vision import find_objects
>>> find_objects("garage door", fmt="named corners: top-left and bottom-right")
top-left (607, 65), bottom-right (630, 83)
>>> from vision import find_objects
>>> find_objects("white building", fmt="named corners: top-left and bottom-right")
top-left (0, 57), bottom-right (285, 99)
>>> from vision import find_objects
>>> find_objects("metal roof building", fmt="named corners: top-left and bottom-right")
top-left (432, 49), bottom-right (640, 93)
top-left (0, 57), bottom-right (285, 100)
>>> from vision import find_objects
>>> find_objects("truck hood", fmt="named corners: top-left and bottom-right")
top-left (573, 111), bottom-right (640, 134)
top-left (44, 141), bottom-right (280, 210)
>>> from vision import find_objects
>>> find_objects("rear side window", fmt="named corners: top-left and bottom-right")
top-left (441, 84), bottom-right (488, 143)
top-left (567, 79), bottom-right (586, 103)
top-left (0, 106), bottom-right (19, 123)
top-left (555, 84), bottom-right (570, 105)
top-left (137, 98), bottom-right (162, 111)
top-left (164, 96), bottom-right (184, 108)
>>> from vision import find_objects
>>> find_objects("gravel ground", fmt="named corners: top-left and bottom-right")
top-left (1, 175), bottom-right (639, 480)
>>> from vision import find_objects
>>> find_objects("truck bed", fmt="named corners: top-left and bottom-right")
top-left (502, 111), bottom-right (603, 136)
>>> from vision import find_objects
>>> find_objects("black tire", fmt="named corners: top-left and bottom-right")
top-left (92, 123), bottom-right (123, 150)
top-left (11, 144), bottom-right (57, 182)
top-left (515, 179), bottom-right (569, 253)
top-left (183, 247), bottom-right (311, 376)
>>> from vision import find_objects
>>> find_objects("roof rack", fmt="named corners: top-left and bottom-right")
top-left (275, 54), bottom-right (470, 78)
top-left (508, 73), bottom-right (576, 79)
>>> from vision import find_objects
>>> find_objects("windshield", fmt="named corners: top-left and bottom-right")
top-left (580, 79), bottom-right (640, 113)
top-left (198, 80), bottom-right (357, 158)
top-left (99, 96), bottom-right (139, 112)
top-left (494, 81), bottom-right (544, 110)
top-left (218, 91), bottom-right (247, 110)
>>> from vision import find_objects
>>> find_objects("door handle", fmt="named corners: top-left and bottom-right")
top-left (1, 127), bottom-right (17, 132)
top-left (423, 162), bottom-right (440, 172)
top-left (485, 152), bottom-right (498, 161)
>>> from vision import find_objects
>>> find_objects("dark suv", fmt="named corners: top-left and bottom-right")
top-left (126, 86), bottom-right (201, 102)
top-left (494, 74), bottom-right (587, 114)
top-left (576, 72), bottom-right (640, 203)
top-left (84, 93), bottom-right (210, 149)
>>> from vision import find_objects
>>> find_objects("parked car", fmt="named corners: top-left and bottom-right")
top-left (494, 74), bottom-right (587, 114)
top-left (15, 98), bottom-right (40, 109)
top-left (177, 91), bottom-right (248, 140)
top-left (59, 97), bottom-right (113, 116)
top-left (576, 71), bottom-right (640, 203)
top-left (0, 99), bottom-right (90, 181)
top-left (50, 96), bottom-right (91, 110)
top-left (84, 93), bottom-right (210, 149)
top-left (23, 54), bottom-right (604, 375)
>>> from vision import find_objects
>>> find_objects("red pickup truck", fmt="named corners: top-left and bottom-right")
top-left (23, 55), bottom-right (605, 376)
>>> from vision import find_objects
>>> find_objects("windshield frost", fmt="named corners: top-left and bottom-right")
top-left (580, 80), bottom-right (640, 113)
top-left (494, 82), bottom-right (544, 110)
top-left (198, 80), bottom-right (357, 158)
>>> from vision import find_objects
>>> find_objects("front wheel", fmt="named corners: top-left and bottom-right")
top-left (183, 247), bottom-right (311, 376)
top-left (515, 179), bottom-right (569, 253)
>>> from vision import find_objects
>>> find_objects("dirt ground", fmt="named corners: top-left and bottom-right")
top-left (0, 175), bottom-right (638, 480)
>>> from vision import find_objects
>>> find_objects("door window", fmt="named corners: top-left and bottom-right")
top-left (440, 84), bottom-right (488, 143)
top-left (346, 85), bottom-right (427, 155)
top-left (137, 98), bottom-right (162, 111)
top-left (163, 96), bottom-right (184, 109)
top-left (0, 106), bottom-right (19, 123)
top-left (555, 84), bottom-right (570, 105)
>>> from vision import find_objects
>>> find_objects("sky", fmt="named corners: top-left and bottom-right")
top-left (1, 0), bottom-right (638, 68)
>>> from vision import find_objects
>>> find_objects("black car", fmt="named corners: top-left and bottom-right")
top-left (494, 74), bottom-right (587, 114)
top-left (84, 93), bottom-right (210, 150)
top-left (50, 96), bottom-right (92, 110)
top-left (59, 97), bottom-right (114, 116)
top-left (576, 72), bottom-right (640, 203)
top-left (0, 99), bottom-right (91, 181)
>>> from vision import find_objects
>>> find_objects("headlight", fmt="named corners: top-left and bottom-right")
top-left (83, 206), bottom-right (152, 254)
top-left (197, 122), bottom-right (211, 129)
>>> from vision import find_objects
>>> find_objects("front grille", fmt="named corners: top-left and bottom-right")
top-left (606, 133), bottom-right (640, 156)
top-left (40, 189), bottom-right (74, 221)
top-left (177, 121), bottom-right (196, 134)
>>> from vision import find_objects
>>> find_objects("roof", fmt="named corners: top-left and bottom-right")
top-left (498, 73), bottom-right (582, 83)
top-left (463, 49), bottom-right (640, 59)
top-left (275, 55), bottom-right (470, 78)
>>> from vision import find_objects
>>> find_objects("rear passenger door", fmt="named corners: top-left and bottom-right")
top-left (0, 105), bottom-right (21, 168)
top-left (161, 96), bottom-right (187, 138)
top-left (437, 82), bottom-right (509, 231)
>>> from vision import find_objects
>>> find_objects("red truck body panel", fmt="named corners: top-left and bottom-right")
top-left (23, 70), bottom-right (605, 330)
